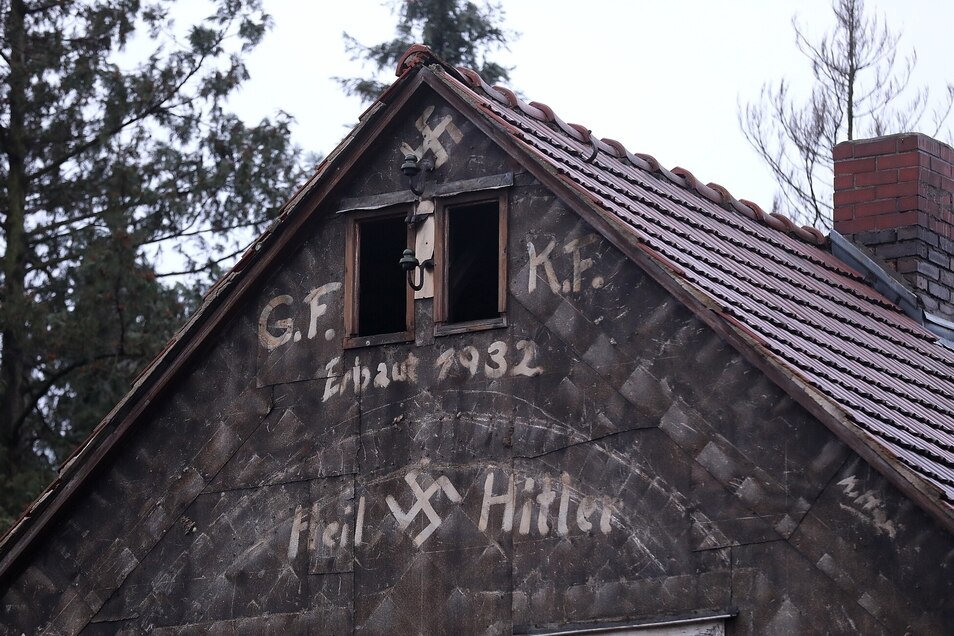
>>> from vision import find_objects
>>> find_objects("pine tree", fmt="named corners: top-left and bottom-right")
top-left (339, 0), bottom-right (514, 103)
top-left (0, 0), bottom-right (307, 530)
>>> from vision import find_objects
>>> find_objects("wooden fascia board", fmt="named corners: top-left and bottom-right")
top-left (0, 71), bottom-right (431, 584)
top-left (423, 68), bottom-right (954, 536)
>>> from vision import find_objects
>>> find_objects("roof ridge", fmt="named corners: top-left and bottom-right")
top-left (451, 65), bottom-right (828, 247)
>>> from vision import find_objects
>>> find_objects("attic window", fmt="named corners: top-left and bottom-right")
top-left (344, 213), bottom-right (413, 346)
top-left (435, 193), bottom-right (507, 334)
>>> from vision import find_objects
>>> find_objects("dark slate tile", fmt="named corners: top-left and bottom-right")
top-left (788, 453), bottom-right (953, 635)
top-left (208, 379), bottom-right (360, 490)
top-left (255, 215), bottom-right (347, 387)
top-left (354, 464), bottom-right (510, 635)
top-left (731, 541), bottom-right (886, 635)
top-left (95, 479), bottom-right (352, 628)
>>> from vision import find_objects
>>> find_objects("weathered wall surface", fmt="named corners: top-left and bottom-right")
top-left (2, 92), bottom-right (953, 635)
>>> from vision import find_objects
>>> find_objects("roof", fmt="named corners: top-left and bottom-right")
top-left (3, 44), bottom-right (953, 580)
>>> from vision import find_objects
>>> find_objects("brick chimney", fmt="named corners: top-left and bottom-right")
top-left (833, 133), bottom-right (954, 323)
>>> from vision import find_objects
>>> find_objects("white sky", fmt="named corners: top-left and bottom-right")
top-left (228, 0), bottom-right (954, 220)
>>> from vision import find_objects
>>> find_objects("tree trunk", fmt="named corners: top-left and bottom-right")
top-left (1, 0), bottom-right (29, 455)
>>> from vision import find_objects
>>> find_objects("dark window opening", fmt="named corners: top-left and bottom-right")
top-left (357, 216), bottom-right (407, 336)
top-left (447, 201), bottom-right (499, 323)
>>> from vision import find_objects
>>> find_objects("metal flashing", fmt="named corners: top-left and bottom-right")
top-left (829, 229), bottom-right (922, 319)
top-left (831, 229), bottom-right (954, 345)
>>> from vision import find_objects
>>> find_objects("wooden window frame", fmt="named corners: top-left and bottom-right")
top-left (433, 190), bottom-right (508, 337)
top-left (343, 208), bottom-right (415, 349)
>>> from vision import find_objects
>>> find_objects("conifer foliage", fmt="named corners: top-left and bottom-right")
top-left (0, 0), bottom-right (306, 530)
top-left (339, 0), bottom-right (514, 103)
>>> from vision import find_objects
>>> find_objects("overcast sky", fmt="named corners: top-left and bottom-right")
top-left (228, 1), bottom-right (954, 222)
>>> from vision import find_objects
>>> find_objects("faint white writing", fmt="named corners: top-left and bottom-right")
top-left (321, 352), bottom-right (420, 402)
top-left (287, 466), bottom-right (619, 564)
top-left (400, 105), bottom-right (463, 169)
top-left (527, 233), bottom-right (604, 295)
top-left (319, 339), bottom-right (543, 403)
top-left (435, 339), bottom-right (544, 382)
top-left (386, 471), bottom-right (463, 546)
top-left (259, 282), bottom-right (342, 351)
top-left (287, 495), bottom-right (366, 561)
top-left (837, 475), bottom-right (898, 538)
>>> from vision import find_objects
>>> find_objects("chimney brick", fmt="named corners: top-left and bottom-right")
top-left (834, 133), bottom-right (954, 321)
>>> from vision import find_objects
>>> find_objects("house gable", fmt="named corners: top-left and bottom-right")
top-left (1, 48), bottom-right (953, 635)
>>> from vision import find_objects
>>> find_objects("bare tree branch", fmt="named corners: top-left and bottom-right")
top-left (741, 0), bottom-right (953, 229)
